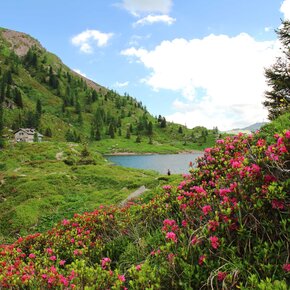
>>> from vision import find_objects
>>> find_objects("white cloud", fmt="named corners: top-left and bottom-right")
top-left (281, 0), bottom-right (290, 19)
top-left (71, 30), bottom-right (113, 53)
top-left (121, 33), bottom-right (280, 130)
top-left (73, 68), bottom-right (87, 78)
top-left (264, 26), bottom-right (272, 32)
top-left (134, 14), bottom-right (176, 26)
top-left (119, 0), bottom-right (172, 15)
top-left (114, 81), bottom-right (129, 87)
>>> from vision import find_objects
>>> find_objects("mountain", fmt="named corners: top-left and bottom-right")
top-left (225, 122), bottom-right (268, 135)
top-left (241, 122), bottom-right (267, 131)
top-left (0, 27), bottom-right (217, 149)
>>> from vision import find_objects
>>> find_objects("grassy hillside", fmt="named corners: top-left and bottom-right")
top-left (0, 127), bottom-right (289, 289)
top-left (0, 27), bottom-right (218, 151)
top-left (0, 141), bottom-right (185, 243)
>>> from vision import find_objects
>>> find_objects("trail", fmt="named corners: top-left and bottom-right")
top-left (120, 185), bottom-right (148, 206)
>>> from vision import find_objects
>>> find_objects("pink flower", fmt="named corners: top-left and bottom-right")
top-left (166, 232), bottom-right (177, 243)
top-left (209, 236), bottom-right (220, 249)
top-left (216, 139), bottom-right (224, 144)
top-left (282, 263), bottom-right (290, 272)
top-left (256, 139), bottom-right (266, 147)
top-left (181, 220), bottom-right (187, 227)
top-left (136, 264), bottom-right (142, 271)
top-left (62, 219), bottom-right (70, 226)
top-left (198, 255), bottom-right (206, 266)
top-left (28, 253), bottom-right (36, 259)
top-left (46, 248), bottom-right (53, 255)
top-left (272, 200), bottom-right (284, 210)
top-left (59, 260), bottom-right (66, 266)
top-left (59, 275), bottom-right (69, 286)
top-left (118, 274), bottom-right (126, 282)
top-left (101, 257), bottom-right (111, 269)
top-left (217, 271), bottom-right (227, 281)
top-left (208, 220), bottom-right (219, 232)
top-left (202, 205), bottom-right (212, 215)
top-left (49, 255), bottom-right (56, 261)
top-left (168, 253), bottom-right (175, 262)
top-left (285, 131), bottom-right (290, 139)
top-left (190, 236), bottom-right (199, 246)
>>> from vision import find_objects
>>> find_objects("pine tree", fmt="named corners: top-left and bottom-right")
top-left (160, 117), bottom-right (167, 128)
top-left (14, 88), bottom-right (23, 108)
top-left (263, 20), bottom-right (290, 119)
top-left (109, 123), bottom-right (115, 138)
top-left (95, 128), bottom-right (101, 141)
top-left (36, 99), bottom-right (42, 116)
top-left (0, 105), bottom-right (4, 148)
top-left (135, 135), bottom-right (141, 143)
top-left (178, 126), bottom-right (183, 134)
top-left (147, 121), bottom-right (153, 136)
top-left (125, 128), bottom-right (131, 139)
top-left (45, 127), bottom-right (52, 137)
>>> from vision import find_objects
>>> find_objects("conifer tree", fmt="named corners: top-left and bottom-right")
top-left (147, 121), bottom-right (153, 136)
top-left (14, 88), bottom-right (23, 108)
top-left (109, 123), bottom-right (115, 139)
top-left (263, 20), bottom-right (290, 119)
top-left (0, 105), bottom-right (4, 148)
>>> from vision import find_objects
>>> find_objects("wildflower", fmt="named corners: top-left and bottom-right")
top-left (62, 219), bottom-right (70, 226)
top-left (101, 257), bottom-right (111, 269)
top-left (59, 260), bottom-right (66, 266)
top-left (198, 255), bottom-right (206, 265)
top-left (59, 276), bottom-right (69, 287)
top-left (202, 205), bottom-right (212, 215)
top-left (256, 139), bottom-right (266, 147)
top-left (217, 271), bottom-right (227, 281)
top-left (166, 232), bottom-right (177, 243)
top-left (272, 200), bottom-right (284, 210)
top-left (136, 264), bottom-right (142, 271)
top-left (209, 236), bottom-right (220, 249)
top-left (181, 220), bottom-right (187, 227)
top-left (285, 131), bottom-right (290, 139)
top-left (282, 263), bottom-right (290, 272)
top-left (208, 220), bottom-right (219, 232)
top-left (49, 255), bottom-right (56, 261)
top-left (168, 253), bottom-right (175, 263)
top-left (118, 274), bottom-right (126, 282)
top-left (190, 236), bottom-right (199, 245)
top-left (28, 253), bottom-right (36, 259)
top-left (46, 248), bottom-right (53, 255)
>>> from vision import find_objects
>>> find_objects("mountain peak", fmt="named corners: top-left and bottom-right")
top-left (1, 28), bottom-right (43, 57)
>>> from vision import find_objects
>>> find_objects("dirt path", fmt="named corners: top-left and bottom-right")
top-left (120, 185), bottom-right (148, 206)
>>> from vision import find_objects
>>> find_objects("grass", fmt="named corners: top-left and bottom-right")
top-left (0, 141), bottom-right (184, 243)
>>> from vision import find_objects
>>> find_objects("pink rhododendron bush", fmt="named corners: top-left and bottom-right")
top-left (0, 131), bottom-right (289, 289)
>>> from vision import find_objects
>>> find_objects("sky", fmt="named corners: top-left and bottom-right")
top-left (1, 0), bottom-right (289, 130)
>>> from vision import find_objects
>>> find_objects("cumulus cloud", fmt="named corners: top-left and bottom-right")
top-left (114, 81), bottom-right (129, 87)
top-left (119, 0), bottom-right (173, 16)
top-left (73, 69), bottom-right (87, 78)
top-left (281, 0), bottom-right (290, 19)
top-left (71, 29), bottom-right (113, 53)
top-left (121, 33), bottom-right (280, 130)
top-left (134, 14), bottom-right (176, 26)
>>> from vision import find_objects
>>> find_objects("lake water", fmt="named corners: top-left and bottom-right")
top-left (105, 152), bottom-right (204, 174)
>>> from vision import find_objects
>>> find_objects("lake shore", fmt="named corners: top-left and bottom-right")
top-left (105, 149), bottom-right (204, 156)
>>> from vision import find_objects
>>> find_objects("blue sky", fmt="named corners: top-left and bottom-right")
top-left (1, 0), bottom-right (289, 130)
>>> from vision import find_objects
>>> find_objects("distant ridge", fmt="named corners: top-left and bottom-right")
top-left (226, 122), bottom-right (268, 135)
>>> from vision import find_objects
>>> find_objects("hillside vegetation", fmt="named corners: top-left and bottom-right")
top-left (0, 27), bottom-right (218, 152)
top-left (0, 141), bottom-right (185, 243)
top-left (0, 127), bottom-right (289, 289)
